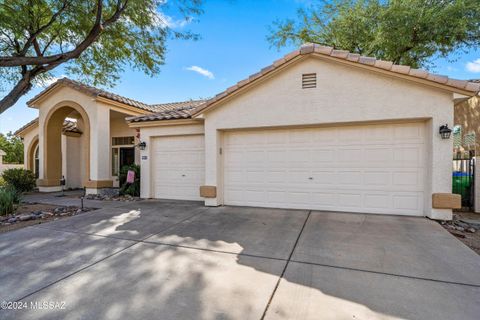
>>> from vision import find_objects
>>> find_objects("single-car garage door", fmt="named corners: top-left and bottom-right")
top-left (152, 135), bottom-right (204, 201)
top-left (223, 122), bottom-right (426, 215)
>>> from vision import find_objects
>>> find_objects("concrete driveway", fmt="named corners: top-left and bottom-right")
top-left (1, 199), bottom-right (479, 320)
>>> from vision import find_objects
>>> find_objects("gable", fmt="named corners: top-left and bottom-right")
top-left (194, 44), bottom-right (479, 117)
top-left (203, 56), bottom-right (453, 129)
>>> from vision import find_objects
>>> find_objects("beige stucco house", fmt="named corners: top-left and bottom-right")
top-left (15, 44), bottom-right (480, 220)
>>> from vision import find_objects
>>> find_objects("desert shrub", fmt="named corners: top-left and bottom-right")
top-left (0, 186), bottom-right (21, 216)
top-left (119, 164), bottom-right (140, 196)
top-left (1, 168), bottom-right (36, 193)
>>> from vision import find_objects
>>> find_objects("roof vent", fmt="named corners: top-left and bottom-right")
top-left (302, 73), bottom-right (316, 89)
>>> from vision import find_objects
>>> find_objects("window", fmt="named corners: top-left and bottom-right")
top-left (34, 146), bottom-right (39, 179)
top-left (112, 136), bottom-right (135, 176)
top-left (112, 136), bottom-right (135, 146)
top-left (302, 73), bottom-right (317, 89)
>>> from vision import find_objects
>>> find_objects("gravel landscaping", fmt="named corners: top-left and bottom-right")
top-left (439, 211), bottom-right (480, 255)
top-left (0, 202), bottom-right (95, 233)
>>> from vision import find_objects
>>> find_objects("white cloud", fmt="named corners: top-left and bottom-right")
top-left (151, 12), bottom-right (192, 29)
top-left (466, 59), bottom-right (480, 73)
top-left (185, 66), bottom-right (214, 79)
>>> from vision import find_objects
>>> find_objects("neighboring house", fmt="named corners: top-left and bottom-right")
top-left (15, 43), bottom-right (480, 220)
top-left (0, 150), bottom-right (23, 174)
top-left (454, 86), bottom-right (480, 213)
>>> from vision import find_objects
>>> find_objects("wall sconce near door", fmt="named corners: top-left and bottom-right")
top-left (439, 124), bottom-right (452, 139)
top-left (137, 141), bottom-right (147, 150)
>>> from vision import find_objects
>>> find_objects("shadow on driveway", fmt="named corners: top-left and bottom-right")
top-left (1, 201), bottom-right (479, 320)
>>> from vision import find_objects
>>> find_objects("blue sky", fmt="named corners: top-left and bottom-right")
top-left (1, 0), bottom-right (479, 134)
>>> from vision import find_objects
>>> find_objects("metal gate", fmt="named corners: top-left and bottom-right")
top-left (452, 152), bottom-right (475, 211)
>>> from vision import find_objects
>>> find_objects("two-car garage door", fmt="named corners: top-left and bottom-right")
top-left (223, 122), bottom-right (426, 216)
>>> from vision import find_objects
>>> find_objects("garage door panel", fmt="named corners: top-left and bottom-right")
top-left (152, 135), bottom-right (204, 201)
top-left (223, 123), bottom-right (426, 215)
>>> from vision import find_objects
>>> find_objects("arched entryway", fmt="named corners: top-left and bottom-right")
top-left (38, 101), bottom-right (90, 188)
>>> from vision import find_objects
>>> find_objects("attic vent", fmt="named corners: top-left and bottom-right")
top-left (302, 73), bottom-right (317, 89)
top-left (112, 136), bottom-right (135, 146)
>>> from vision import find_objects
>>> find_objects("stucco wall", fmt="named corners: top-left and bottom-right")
top-left (35, 86), bottom-right (103, 184)
top-left (201, 56), bottom-right (455, 219)
top-left (0, 153), bottom-right (24, 174)
top-left (137, 122), bottom-right (205, 198)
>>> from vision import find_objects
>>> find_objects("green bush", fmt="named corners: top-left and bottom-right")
top-left (1, 168), bottom-right (36, 193)
top-left (119, 164), bottom-right (140, 196)
top-left (0, 186), bottom-right (21, 216)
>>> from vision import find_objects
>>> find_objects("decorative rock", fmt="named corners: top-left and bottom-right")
top-left (454, 221), bottom-right (469, 229)
top-left (60, 212), bottom-right (70, 216)
top-left (41, 212), bottom-right (53, 219)
top-left (467, 227), bottom-right (476, 233)
top-left (76, 209), bottom-right (83, 213)
top-left (7, 217), bottom-right (17, 223)
top-left (455, 226), bottom-right (465, 232)
top-left (19, 214), bottom-right (35, 221)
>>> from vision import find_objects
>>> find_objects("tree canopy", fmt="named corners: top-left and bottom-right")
top-left (268, 0), bottom-right (480, 69)
top-left (0, 0), bottom-right (202, 113)
top-left (0, 132), bottom-right (23, 164)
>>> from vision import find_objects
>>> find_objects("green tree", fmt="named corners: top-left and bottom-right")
top-left (0, 0), bottom-right (202, 113)
top-left (0, 132), bottom-right (23, 163)
top-left (268, 0), bottom-right (480, 69)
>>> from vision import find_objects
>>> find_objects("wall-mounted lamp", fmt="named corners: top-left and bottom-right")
top-left (439, 124), bottom-right (452, 140)
top-left (137, 141), bottom-right (147, 150)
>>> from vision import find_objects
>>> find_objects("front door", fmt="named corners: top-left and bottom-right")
top-left (120, 147), bottom-right (135, 170)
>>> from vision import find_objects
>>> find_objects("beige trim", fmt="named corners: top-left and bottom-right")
top-left (37, 179), bottom-right (61, 187)
top-left (193, 52), bottom-right (476, 117)
top-left (15, 121), bottom-right (39, 137)
top-left (127, 119), bottom-right (203, 128)
top-left (218, 118), bottom-right (429, 132)
top-left (193, 55), bottom-right (304, 116)
top-left (313, 53), bottom-right (476, 96)
top-left (96, 97), bottom-right (151, 115)
top-left (200, 186), bottom-right (217, 198)
top-left (84, 180), bottom-right (114, 188)
top-left (432, 193), bottom-right (461, 209)
top-left (63, 131), bottom-right (82, 137)
top-left (27, 84), bottom-right (75, 107)
top-left (26, 136), bottom-right (39, 172)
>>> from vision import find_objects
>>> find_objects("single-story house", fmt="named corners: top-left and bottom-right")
top-left (15, 43), bottom-right (480, 220)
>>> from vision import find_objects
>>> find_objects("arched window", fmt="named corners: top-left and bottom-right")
top-left (34, 145), bottom-right (39, 179)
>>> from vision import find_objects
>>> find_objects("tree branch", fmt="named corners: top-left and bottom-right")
top-left (0, 0), bottom-right (104, 67)
top-left (0, 0), bottom-right (130, 112)
top-left (18, 0), bottom-right (70, 57)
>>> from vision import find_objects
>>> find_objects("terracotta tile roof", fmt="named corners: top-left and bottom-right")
top-left (150, 100), bottom-right (206, 112)
top-left (126, 102), bottom-right (205, 123)
top-left (14, 118), bottom-right (39, 136)
top-left (15, 118), bottom-right (81, 136)
top-left (192, 43), bottom-right (480, 116)
top-left (62, 120), bottom-right (82, 133)
top-left (28, 78), bottom-right (157, 112)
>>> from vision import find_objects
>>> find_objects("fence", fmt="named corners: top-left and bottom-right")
top-left (452, 154), bottom-right (475, 211)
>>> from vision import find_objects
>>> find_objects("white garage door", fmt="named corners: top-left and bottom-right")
top-left (223, 122), bottom-right (426, 215)
top-left (152, 135), bottom-right (204, 201)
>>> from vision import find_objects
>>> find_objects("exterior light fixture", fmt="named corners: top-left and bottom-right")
top-left (439, 124), bottom-right (452, 140)
top-left (138, 141), bottom-right (147, 150)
